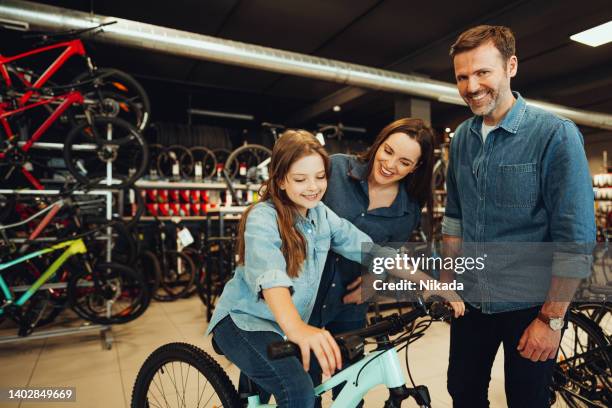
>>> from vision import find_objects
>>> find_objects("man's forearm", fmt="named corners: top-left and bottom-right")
top-left (441, 234), bottom-right (462, 283)
top-left (540, 276), bottom-right (581, 317)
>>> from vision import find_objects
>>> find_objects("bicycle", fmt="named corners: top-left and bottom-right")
top-left (550, 310), bottom-right (611, 407)
top-left (130, 296), bottom-right (455, 407)
top-left (0, 23), bottom-right (149, 189)
top-left (0, 187), bottom-right (149, 334)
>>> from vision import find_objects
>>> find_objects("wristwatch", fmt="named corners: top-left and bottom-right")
top-left (537, 312), bottom-right (564, 331)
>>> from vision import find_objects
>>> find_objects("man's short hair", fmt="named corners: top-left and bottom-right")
top-left (450, 25), bottom-right (516, 62)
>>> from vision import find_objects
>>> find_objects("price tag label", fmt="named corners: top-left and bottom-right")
top-left (178, 227), bottom-right (194, 248)
top-left (172, 163), bottom-right (180, 177)
top-left (195, 162), bottom-right (203, 179)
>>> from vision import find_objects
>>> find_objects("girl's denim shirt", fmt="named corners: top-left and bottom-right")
top-left (206, 200), bottom-right (373, 336)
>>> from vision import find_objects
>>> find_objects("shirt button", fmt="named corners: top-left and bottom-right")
top-left (322, 305), bottom-right (327, 309)
top-left (331, 283), bottom-right (336, 288)
top-left (361, 213), bottom-right (365, 217)
top-left (335, 257), bottom-right (339, 262)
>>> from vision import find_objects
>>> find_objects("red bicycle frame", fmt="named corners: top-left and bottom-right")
top-left (0, 40), bottom-right (89, 189)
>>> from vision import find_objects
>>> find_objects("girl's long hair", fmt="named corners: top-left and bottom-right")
top-left (237, 130), bottom-right (330, 278)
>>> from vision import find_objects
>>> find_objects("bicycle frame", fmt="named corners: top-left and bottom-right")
top-left (245, 347), bottom-right (406, 408)
top-left (0, 238), bottom-right (87, 316)
top-left (0, 40), bottom-right (89, 189)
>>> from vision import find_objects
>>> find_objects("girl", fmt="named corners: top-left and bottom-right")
top-left (207, 129), bottom-right (369, 407)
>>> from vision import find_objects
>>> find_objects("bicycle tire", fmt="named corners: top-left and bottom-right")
top-left (154, 250), bottom-right (196, 302)
top-left (68, 261), bottom-right (150, 325)
top-left (63, 116), bottom-right (149, 188)
top-left (551, 311), bottom-right (611, 407)
top-left (189, 146), bottom-right (217, 179)
top-left (224, 143), bottom-right (271, 180)
top-left (130, 342), bottom-right (241, 408)
top-left (157, 145), bottom-right (194, 179)
top-left (574, 303), bottom-right (611, 338)
top-left (135, 249), bottom-right (162, 295)
top-left (73, 68), bottom-right (151, 131)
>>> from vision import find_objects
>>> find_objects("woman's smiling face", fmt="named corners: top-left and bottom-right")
top-left (371, 132), bottom-right (422, 186)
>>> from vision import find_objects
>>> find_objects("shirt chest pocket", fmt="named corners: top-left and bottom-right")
top-left (495, 162), bottom-right (538, 208)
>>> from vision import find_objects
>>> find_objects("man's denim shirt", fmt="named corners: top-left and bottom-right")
top-left (311, 154), bottom-right (421, 326)
top-left (442, 92), bottom-right (596, 313)
top-left (206, 200), bottom-right (373, 337)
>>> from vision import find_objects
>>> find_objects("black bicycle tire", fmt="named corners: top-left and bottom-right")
top-left (551, 311), bottom-right (611, 407)
top-left (574, 303), bottom-right (611, 337)
top-left (74, 68), bottom-right (151, 131)
top-left (189, 146), bottom-right (218, 178)
top-left (157, 145), bottom-right (194, 179)
top-left (63, 116), bottom-right (149, 188)
top-left (130, 342), bottom-right (241, 408)
top-left (68, 261), bottom-right (150, 325)
top-left (136, 249), bottom-right (162, 295)
top-left (224, 143), bottom-right (272, 179)
top-left (154, 250), bottom-right (196, 301)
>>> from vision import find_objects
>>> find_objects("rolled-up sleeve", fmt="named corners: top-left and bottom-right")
top-left (243, 205), bottom-right (293, 297)
top-left (542, 120), bottom-right (596, 278)
top-left (443, 135), bottom-right (462, 236)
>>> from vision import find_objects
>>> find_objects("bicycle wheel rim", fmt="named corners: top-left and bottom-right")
top-left (130, 342), bottom-right (240, 408)
top-left (63, 117), bottom-right (149, 188)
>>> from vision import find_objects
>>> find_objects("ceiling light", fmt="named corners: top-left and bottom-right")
top-left (333, 105), bottom-right (341, 112)
top-left (445, 127), bottom-right (451, 133)
top-left (570, 20), bottom-right (612, 47)
top-left (449, 132), bottom-right (455, 138)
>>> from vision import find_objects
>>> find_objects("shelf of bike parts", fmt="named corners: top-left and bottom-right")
top-left (132, 206), bottom-right (247, 227)
top-left (135, 180), bottom-right (262, 190)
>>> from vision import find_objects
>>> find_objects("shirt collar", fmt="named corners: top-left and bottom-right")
top-left (469, 91), bottom-right (527, 136)
top-left (347, 155), bottom-right (415, 217)
top-left (347, 156), bottom-right (369, 181)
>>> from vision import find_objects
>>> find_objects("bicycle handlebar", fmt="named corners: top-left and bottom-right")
top-left (267, 297), bottom-right (455, 361)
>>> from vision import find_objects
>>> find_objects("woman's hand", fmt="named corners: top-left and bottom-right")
top-left (285, 323), bottom-right (342, 377)
top-left (422, 288), bottom-right (465, 318)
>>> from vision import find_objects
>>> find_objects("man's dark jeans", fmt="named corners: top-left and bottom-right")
top-left (447, 304), bottom-right (557, 408)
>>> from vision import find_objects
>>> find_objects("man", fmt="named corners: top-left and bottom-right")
top-left (441, 25), bottom-right (595, 407)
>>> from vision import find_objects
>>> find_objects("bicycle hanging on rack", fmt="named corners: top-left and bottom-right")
top-left (0, 22), bottom-right (149, 189)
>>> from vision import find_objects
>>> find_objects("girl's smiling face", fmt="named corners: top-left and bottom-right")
top-left (280, 153), bottom-right (328, 216)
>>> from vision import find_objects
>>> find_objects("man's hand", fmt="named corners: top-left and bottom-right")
top-left (342, 277), bottom-right (363, 304)
top-left (517, 318), bottom-right (561, 362)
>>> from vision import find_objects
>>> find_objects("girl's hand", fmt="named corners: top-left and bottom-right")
top-left (285, 323), bottom-right (342, 377)
top-left (422, 288), bottom-right (465, 318)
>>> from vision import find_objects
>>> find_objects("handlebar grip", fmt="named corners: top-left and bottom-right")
top-left (267, 341), bottom-right (300, 361)
top-left (429, 302), bottom-right (455, 321)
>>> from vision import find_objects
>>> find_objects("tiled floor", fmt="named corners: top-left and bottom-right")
top-left (0, 297), bottom-right (508, 407)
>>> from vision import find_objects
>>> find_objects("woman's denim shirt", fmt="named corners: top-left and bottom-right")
top-left (311, 154), bottom-right (421, 326)
top-left (206, 200), bottom-right (373, 336)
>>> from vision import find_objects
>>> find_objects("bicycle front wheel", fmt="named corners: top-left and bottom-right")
top-left (131, 342), bottom-right (241, 408)
top-left (63, 117), bottom-right (149, 188)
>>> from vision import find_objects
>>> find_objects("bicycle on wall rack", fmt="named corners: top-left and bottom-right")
top-left (130, 296), bottom-right (456, 408)
top-left (0, 212), bottom-right (149, 336)
top-left (0, 22), bottom-right (149, 189)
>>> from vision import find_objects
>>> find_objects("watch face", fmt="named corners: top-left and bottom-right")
top-left (550, 318), bottom-right (564, 331)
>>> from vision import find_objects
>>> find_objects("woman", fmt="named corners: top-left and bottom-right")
top-left (308, 117), bottom-right (436, 392)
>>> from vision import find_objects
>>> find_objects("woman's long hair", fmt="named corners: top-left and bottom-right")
top-left (237, 130), bottom-right (330, 278)
top-left (358, 118), bottom-right (435, 236)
